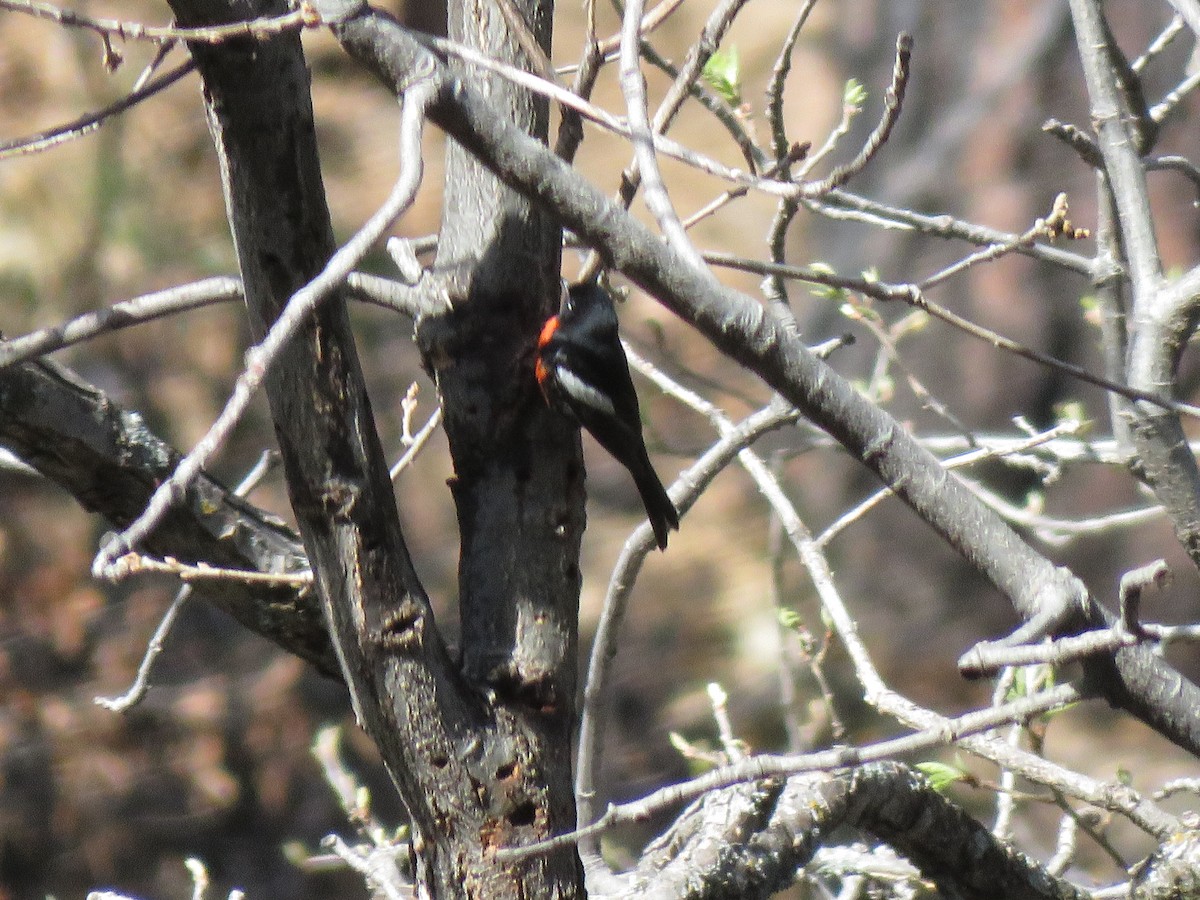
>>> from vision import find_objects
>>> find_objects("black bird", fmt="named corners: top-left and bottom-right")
top-left (536, 281), bottom-right (680, 549)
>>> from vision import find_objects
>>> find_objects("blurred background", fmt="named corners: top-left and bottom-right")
top-left (2, 0), bottom-right (1199, 896)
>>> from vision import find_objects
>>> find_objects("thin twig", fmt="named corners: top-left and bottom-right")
top-left (803, 34), bottom-right (912, 196)
top-left (105, 553), bottom-right (312, 587)
top-left (759, 3), bottom-right (817, 320)
top-left (0, 0), bottom-right (313, 44)
top-left (990, 667), bottom-right (1021, 842)
top-left (812, 187), bottom-right (1096, 275)
top-left (919, 193), bottom-right (1089, 292)
top-left (419, 31), bottom-right (785, 197)
top-left (1131, 14), bottom-right (1185, 72)
top-left (322, 835), bottom-right (411, 900)
top-left (516, 683), bottom-right (1088, 862)
top-left (1147, 154), bottom-right (1200, 200)
top-left (0, 277), bottom-right (242, 367)
top-left (1046, 813), bottom-right (1080, 877)
top-left (765, 0), bottom-right (819, 161)
top-left (554, 0), bottom-right (690, 160)
top-left (707, 682), bottom-right (745, 761)
top-left (1149, 65), bottom-right (1200, 125)
top-left (962, 479), bottom-right (1162, 545)
top-left (130, 38), bottom-right (175, 93)
top-left (578, 0), bottom-right (689, 65)
top-left (575, 398), bottom-right (800, 847)
top-left (765, 453), bottom-right (814, 753)
top-left (960, 561), bottom-right (1181, 676)
top-left (0, 59), bottom-right (196, 160)
top-left (679, 142), bottom-right (807, 232)
top-left (817, 419), bottom-right (1083, 548)
top-left (636, 40), bottom-right (764, 174)
top-left (649, 0), bottom-right (751, 141)
top-left (94, 583), bottom-right (195, 712)
top-left (1120, 559), bottom-right (1171, 636)
top-left (616, 0), bottom-right (708, 269)
top-left (92, 75), bottom-right (439, 577)
top-left (94, 450), bottom-right (282, 712)
top-left (313, 726), bottom-right (403, 848)
top-left (390, 406), bottom-right (444, 481)
top-left (704, 252), bottom-right (1200, 419)
top-left (1069, 0), bottom-right (1161, 293)
top-left (1042, 117), bottom-right (1103, 168)
top-left (848, 301), bottom-right (974, 438)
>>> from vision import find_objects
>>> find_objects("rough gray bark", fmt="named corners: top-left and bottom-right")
top-left (426, 0), bottom-right (583, 711)
top-left (591, 765), bottom-right (1090, 900)
top-left (0, 356), bottom-right (336, 675)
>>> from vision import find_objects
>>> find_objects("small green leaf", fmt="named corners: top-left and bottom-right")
top-left (1042, 700), bottom-right (1077, 720)
top-left (844, 78), bottom-right (868, 109)
top-left (1079, 293), bottom-right (1103, 327)
top-left (1007, 665), bottom-right (1069, 708)
top-left (1007, 668), bottom-right (1030, 700)
top-left (808, 262), bottom-right (848, 303)
top-left (1052, 400), bottom-right (1089, 429)
top-left (703, 47), bottom-right (742, 106)
top-left (669, 732), bottom-right (716, 775)
top-left (778, 607), bottom-right (802, 629)
top-left (282, 841), bottom-right (310, 865)
top-left (916, 761), bottom-right (967, 793)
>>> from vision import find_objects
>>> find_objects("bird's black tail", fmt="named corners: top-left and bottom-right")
top-left (631, 451), bottom-right (680, 550)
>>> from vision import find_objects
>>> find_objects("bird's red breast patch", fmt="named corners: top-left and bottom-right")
top-left (537, 315), bottom-right (560, 351)
top-left (535, 315), bottom-right (560, 397)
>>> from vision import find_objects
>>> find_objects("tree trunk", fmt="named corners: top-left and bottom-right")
top-left (165, 0), bottom-right (585, 895)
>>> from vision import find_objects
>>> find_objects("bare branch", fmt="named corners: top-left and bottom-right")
top-left (803, 33), bottom-right (912, 196)
top-left (0, 277), bottom-right (241, 367)
top-left (0, 59), bottom-right (195, 160)
top-left (704, 251), bottom-right (1200, 419)
top-left (575, 400), bottom-right (799, 846)
top-left (1068, 0), bottom-right (1161, 292)
top-left (329, 4), bottom-right (1200, 754)
top-left (516, 683), bottom-right (1099, 861)
top-left (812, 187), bottom-right (1096, 275)
top-left (0, 0), bottom-right (312, 44)
top-left (616, 0), bottom-right (709, 269)
top-left (93, 75), bottom-right (438, 577)
top-left (93, 450), bottom-right (283, 712)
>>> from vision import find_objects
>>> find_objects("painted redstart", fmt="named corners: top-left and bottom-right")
top-left (536, 281), bottom-right (680, 549)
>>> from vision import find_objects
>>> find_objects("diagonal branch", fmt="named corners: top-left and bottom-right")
top-left (0, 357), bottom-right (337, 675)
top-left (328, 3), bottom-right (1200, 756)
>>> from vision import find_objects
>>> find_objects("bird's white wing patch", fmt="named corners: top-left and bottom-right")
top-left (557, 366), bottom-right (617, 416)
